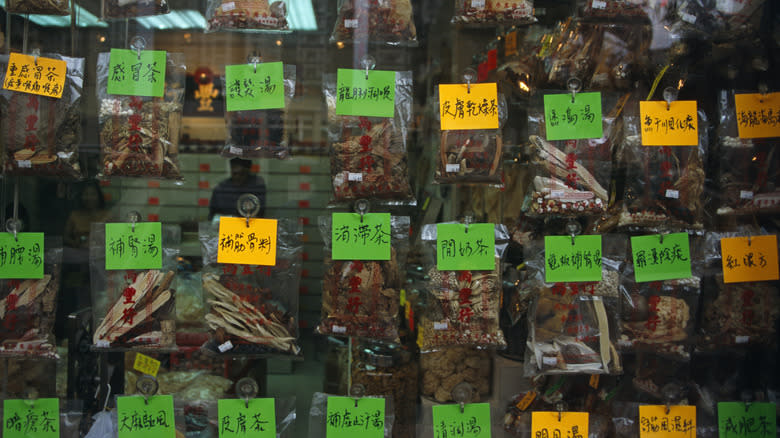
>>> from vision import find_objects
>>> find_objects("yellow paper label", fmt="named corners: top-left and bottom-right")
top-left (439, 83), bottom-right (499, 130)
top-left (532, 411), bottom-right (589, 438)
top-left (639, 101), bottom-right (699, 146)
top-left (720, 235), bottom-right (779, 283)
top-left (734, 92), bottom-right (780, 139)
top-left (515, 391), bottom-right (537, 411)
top-left (589, 374), bottom-right (600, 389)
top-left (217, 217), bottom-right (278, 266)
top-left (638, 405), bottom-right (696, 438)
top-left (133, 353), bottom-right (161, 377)
top-left (3, 53), bottom-right (67, 98)
top-left (505, 31), bottom-right (518, 57)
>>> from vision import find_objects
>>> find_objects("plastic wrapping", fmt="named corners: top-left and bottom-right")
top-left (451, 0), bottom-right (536, 25)
top-left (0, 236), bottom-right (61, 359)
top-left (580, 0), bottom-right (651, 21)
top-left (89, 223), bottom-right (180, 350)
top-left (6, 0), bottom-right (69, 15)
top-left (329, 0), bottom-right (418, 46)
top-left (418, 223), bottom-right (509, 350)
top-left (205, 0), bottom-right (289, 32)
top-left (96, 51), bottom-right (185, 180)
top-left (198, 218), bottom-right (302, 356)
top-left (0, 54), bottom-right (84, 178)
top-left (222, 64), bottom-right (296, 159)
top-left (420, 346), bottom-right (492, 403)
top-left (102, 0), bottom-right (169, 19)
top-left (324, 72), bottom-right (414, 202)
top-left (309, 392), bottom-right (395, 438)
top-left (316, 215), bottom-right (409, 342)
top-left (85, 410), bottom-right (117, 438)
top-left (667, 0), bottom-right (765, 41)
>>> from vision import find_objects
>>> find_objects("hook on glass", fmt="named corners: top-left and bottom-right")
top-left (463, 68), bottom-right (477, 94)
top-left (355, 199), bottom-right (369, 224)
top-left (247, 52), bottom-right (261, 74)
top-left (662, 87), bottom-right (677, 111)
top-left (567, 77), bottom-right (582, 103)
top-left (360, 55), bottom-right (376, 80)
top-left (129, 35), bottom-right (146, 60)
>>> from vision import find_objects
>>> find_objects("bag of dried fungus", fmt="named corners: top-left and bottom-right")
top-left (330, 0), bottom-right (418, 46)
top-left (102, 0), bottom-right (169, 19)
top-left (418, 223), bottom-right (509, 350)
top-left (420, 346), bottom-right (492, 403)
top-left (198, 218), bottom-right (302, 356)
top-left (206, 0), bottom-right (289, 32)
top-left (316, 215), bottom-right (409, 343)
top-left (89, 223), bottom-right (180, 350)
top-left (0, 54), bottom-right (84, 178)
top-left (6, 0), bottom-right (69, 15)
top-left (323, 72), bottom-right (414, 202)
top-left (96, 51), bottom-right (185, 180)
top-left (0, 237), bottom-right (62, 358)
top-left (451, 0), bottom-right (536, 25)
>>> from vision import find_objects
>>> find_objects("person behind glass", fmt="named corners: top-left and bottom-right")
top-left (209, 157), bottom-right (266, 219)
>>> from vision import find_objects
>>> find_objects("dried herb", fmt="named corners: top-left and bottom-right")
top-left (6, 0), bottom-right (69, 15)
top-left (102, 0), bottom-right (169, 19)
top-left (206, 0), bottom-right (289, 31)
top-left (451, 0), bottom-right (536, 25)
top-left (421, 347), bottom-right (492, 403)
top-left (436, 130), bottom-right (503, 185)
top-left (330, 0), bottom-right (418, 45)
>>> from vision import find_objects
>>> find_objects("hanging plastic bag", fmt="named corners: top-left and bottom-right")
top-left (420, 346), bottom-right (492, 403)
top-left (85, 410), bottom-right (117, 438)
top-left (198, 218), bottom-right (302, 356)
top-left (667, 0), bottom-right (765, 42)
top-left (316, 215), bottom-right (409, 343)
top-left (580, 0), bottom-right (651, 21)
top-left (588, 24), bottom-right (650, 90)
top-left (222, 64), bottom-right (296, 159)
top-left (323, 72), bottom-right (415, 203)
top-left (329, 0), bottom-right (418, 46)
top-left (89, 223), bottom-right (180, 349)
top-left (308, 392), bottom-right (395, 438)
top-left (6, 0), bottom-right (69, 15)
top-left (102, 0), bottom-right (169, 19)
top-left (451, 0), bottom-right (536, 25)
top-left (205, 0), bottom-right (289, 32)
top-left (0, 236), bottom-right (62, 359)
top-left (0, 54), bottom-right (84, 178)
top-left (96, 51), bottom-right (185, 180)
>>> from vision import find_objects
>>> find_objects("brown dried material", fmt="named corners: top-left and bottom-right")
top-left (716, 138), bottom-right (780, 216)
top-left (207, 0), bottom-right (289, 31)
top-left (452, 0), bottom-right (536, 25)
top-left (700, 280), bottom-right (779, 347)
top-left (436, 130), bottom-right (502, 184)
top-left (6, 0), bottom-right (69, 15)
top-left (331, 0), bottom-right (417, 45)
top-left (0, 273), bottom-right (58, 358)
top-left (102, 0), bottom-right (169, 19)
top-left (421, 347), bottom-right (491, 403)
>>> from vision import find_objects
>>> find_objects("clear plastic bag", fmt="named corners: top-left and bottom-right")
top-left (667, 0), bottom-right (765, 42)
top-left (309, 392), bottom-right (395, 438)
top-left (6, 0), bottom-right (69, 15)
top-left (96, 51), bottom-right (185, 180)
top-left (205, 0), bottom-right (289, 32)
top-left (420, 346), bottom-right (492, 403)
top-left (324, 72), bottom-right (414, 202)
top-left (102, 0), bottom-right (169, 19)
top-left (316, 215), bottom-right (409, 343)
top-left (222, 64), bottom-right (296, 160)
top-left (89, 223), bottom-right (180, 350)
top-left (198, 218), bottom-right (302, 356)
top-left (580, 0), bottom-right (651, 21)
top-left (451, 0), bottom-right (537, 25)
top-left (0, 54), bottom-right (84, 178)
top-left (329, 0), bottom-right (418, 46)
top-left (418, 223), bottom-right (509, 350)
top-left (0, 236), bottom-right (62, 359)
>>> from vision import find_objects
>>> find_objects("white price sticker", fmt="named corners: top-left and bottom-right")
top-left (344, 19), bottom-right (358, 28)
top-left (735, 335), bottom-right (750, 344)
top-left (471, 0), bottom-right (486, 8)
top-left (445, 164), bottom-right (460, 173)
top-left (332, 325), bottom-right (347, 334)
top-left (542, 356), bottom-right (558, 366)
top-left (95, 340), bottom-right (110, 348)
top-left (229, 146), bottom-right (242, 156)
top-left (665, 189), bottom-right (680, 199)
top-left (740, 190), bottom-right (754, 200)
top-left (16, 160), bottom-right (31, 168)
top-left (218, 340), bottom-right (234, 352)
top-left (592, 0), bottom-right (607, 9)
top-left (347, 172), bottom-right (363, 182)
top-left (680, 12), bottom-right (697, 24)
top-left (550, 190), bottom-right (565, 199)
top-left (222, 1), bottom-right (236, 12)
top-left (433, 322), bottom-right (448, 330)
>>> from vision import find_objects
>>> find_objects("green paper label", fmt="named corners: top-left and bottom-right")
top-left (718, 402), bottom-right (776, 438)
top-left (105, 223), bottom-right (162, 270)
top-left (225, 62), bottom-right (285, 112)
top-left (437, 223), bottom-right (495, 271)
top-left (218, 399), bottom-right (276, 438)
top-left (335, 69), bottom-right (395, 118)
top-left (117, 395), bottom-right (175, 438)
top-left (0, 233), bottom-right (44, 279)
top-left (432, 403), bottom-right (491, 438)
top-left (545, 235), bottom-right (602, 282)
top-left (631, 233), bottom-right (692, 283)
top-left (3, 398), bottom-right (59, 438)
top-left (325, 396), bottom-right (384, 438)
top-left (332, 213), bottom-right (391, 261)
top-left (544, 92), bottom-right (603, 140)
top-left (107, 49), bottom-right (166, 97)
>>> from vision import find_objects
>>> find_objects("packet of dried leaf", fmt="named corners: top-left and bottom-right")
top-left (316, 215), bottom-right (409, 343)
top-left (96, 51), bottom-right (185, 180)
top-left (102, 0), bottom-right (169, 19)
top-left (418, 223), bottom-right (509, 350)
top-left (420, 346), bottom-right (492, 403)
top-left (0, 54), bottom-right (84, 179)
top-left (580, 0), bottom-right (651, 22)
top-left (451, 0), bottom-right (536, 25)
top-left (198, 218), bottom-right (302, 356)
top-left (324, 72), bottom-right (414, 202)
top-left (89, 223), bottom-right (180, 350)
top-left (0, 237), bottom-right (62, 359)
top-left (205, 0), bottom-right (289, 32)
top-left (6, 0), bottom-right (69, 15)
top-left (330, 0), bottom-right (418, 46)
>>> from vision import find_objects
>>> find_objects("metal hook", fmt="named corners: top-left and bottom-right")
top-left (350, 383), bottom-right (365, 408)
top-left (355, 199), bottom-right (369, 224)
top-left (136, 376), bottom-right (159, 406)
top-left (463, 214), bottom-right (474, 234)
top-left (556, 402), bottom-right (564, 421)
top-left (360, 55), bottom-right (376, 81)
top-left (247, 52), bottom-right (261, 74)
top-left (128, 211), bottom-right (141, 233)
top-left (747, 234), bottom-right (752, 246)
top-left (463, 68), bottom-right (477, 94)
top-left (665, 403), bottom-right (671, 415)
top-left (565, 221), bottom-right (581, 246)
top-left (659, 233), bottom-right (665, 245)
top-left (662, 87), bottom-right (677, 111)
top-left (237, 194), bottom-right (261, 228)
top-left (236, 377), bottom-right (259, 409)
top-left (130, 35), bottom-right (146, 60)
top-left (567, 77), bottom-right (582, 104)
top-left (451, 382), bottom-right (473, 414)
top-left (6, 218), bottom-right (21, 242)
top-left (571, 234), bottom-right (576, 246)
top-left (31, 48), bottom-right (40, 66)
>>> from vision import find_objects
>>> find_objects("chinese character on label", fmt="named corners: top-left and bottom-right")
top-left (631, 233), bottom-right (692, 283)
top-left (734, 92), bottom-right (780, 139)
top-left (639, 100), bottom-right (699, 146)
top-left (332, 213), bottom-right (391, 261)
top-left (3, 398), bottom-right (60, 438)
top-left (106, 49), bottom-right (167, 98)
top-left (335, 69), bottom-right (396, 118)
top-left (438, 83), bottom-right (499, 130)
top-left (0, 232), bottom-right (44, 279)
top-left (545, 235), bottom-right (602, 283)
top-left (217, 218), bottom-right (278, 266)
top-left (326, 397), bottom-right (384, 438)
top-left (532, 411), bottom-right (589, 438)
top-left (544, 92), bottom-right (603, 140)
top-left (105, 223), bottom-right (162, 271)
top-left (218, 399), bottom-right (276, 438)
top-left (117, 395), bottom-right (175, 438)
top-left (717, 402), bottom-right (775, 438)
top-left (432, 403), bottom-right (491, 438)
top-left (3, 53), bottom-right (67, 99)
top-left (224, 62), bottom-right (284, 112)
top-left (638, 405), bottom-right (696, 438)
top-left (436, 223), bottom-right (495, 271)
top-left (720, 235), bottom-right (779, 283)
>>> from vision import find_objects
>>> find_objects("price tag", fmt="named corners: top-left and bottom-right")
top-left (717, 402), bottom-right (776, 438)
top-left (347, 172), bottom-right (363, 182)
top-left (105, 223), bottom-right (162, 270)
top-left (438, 83), bottom-right (499, 130)
top-left (734, 92), bottom-right (780, 139)
top-left (3, 53), bottom-right (67, 99)
top-left (432, 403), bottom-right (491, 438)
top-left (332, 213), bottom-right (391, 261)
top-left (532, 412), bottom-right (589, 438)
top-left (436, 223), bottom-right (495, 271)
top-left (107, 48), bottom-right (166, 97)
top-left (3, 398), bottom-right (59, 438)
top-left (344, 19), bottom-right (358, 28)
top-left (640, 101), bottom-right (699, 146)
top-left (445, 164), bottom-right (460, 173)
top-left (638, 405), bottom-right (696, 438)
top-left (592, 0), bottom-right (607, 8)
top-left (222, 1), bottom-right (235, 11)
top-left (680, 12), bottom-right (697, 23)
top-left (0, 233), bottom-right (44, 279)
top-left (325, 396), bottom-right (384, 438)
top-left (217, 218), bottom-right (277, 266)
top-left (544, 92), bottom-right (603, 140)
top-left (666, 189), bottom-right (680, 199)
top-left (544, 235), bottom-right (602, 282)
top-left (218, 340), bottom-right (234, 352)
top-left (505, 31), bottom-right (518, 57)
top-left (336, 69), bottom-right (395, 118)
top-left (218, 398), bottom-right (276, 438)
top-left (720, 235), bottom-right (779, 283)
top-left (515, 391), bottom-right (536, 410)
top-left (471, 0), bottom-right (486, 8)
top-left (225, 62), bottom-right (284, 112)
top-left (133, 352), bottom-right (161, 377)
top-left (117, 395), bottom-right (175, 438)
top-left (631, 233), bottom-right (692, 282)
